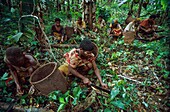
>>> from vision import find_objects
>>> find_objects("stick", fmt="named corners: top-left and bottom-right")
top-left (105, 74), bottom-right (143, 84)
top-left (18, 15), bottom-right (60, 64)
top-left (90, 83), bottom-right (111, 94)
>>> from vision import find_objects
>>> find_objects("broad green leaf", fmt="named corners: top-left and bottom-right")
top-left (161, 0), bottom-right (169, 10)
top-left (1, 72), bottom-right (8, 80)
top-left (72, 97), bottom-right (78, 105)
top-left (57, 103), bottom-right (65, 112)
top-left (11, 32), bottom-right (23, 42)
top-left (110, 88), bottom-right (120, 100)
top-left (59, 97), bottom-right (65, 104)
top-left (73, 86), bottom-right (82, 97)
top-left (104, 108), bottom-right (112, 112)
top-left (10, 7), bottom-right (15, 13)
top-left (111, 100), bottom-right (125, 109)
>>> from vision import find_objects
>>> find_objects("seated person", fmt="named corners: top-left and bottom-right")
top-left (109, 20), bottom-right (123, 40)
top-left (58, 39), bottom-right (108, 88)
top-left (74, 17), bottom-right (86, 34)
top-left (124, 18), bottom-right (140, 33)
top-left (137, 14), bottom-right (158, 39)
top-left (51, 18), bottom-right (66, 43)
top-left (4, 46), bottom-right (39, 95)
top-left (93, 15), bottom-right (106, 32)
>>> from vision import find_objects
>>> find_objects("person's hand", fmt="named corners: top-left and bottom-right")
top-left (146, 28), bottom-right (152, 33)
top-left (101, 82), bottom-right (108, 89)
top-left (83, 78), bottom-right (91, 85)
top-left (16, 85), bottom-right (24, 95)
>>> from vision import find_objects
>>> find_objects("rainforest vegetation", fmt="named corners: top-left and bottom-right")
top-left (0, 0), bottom-right (169, 111)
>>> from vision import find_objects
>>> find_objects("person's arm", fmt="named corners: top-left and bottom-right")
top-left (25, 54), bottom-right (37, 75)
top-left (118, 24), bottom-right (123, 32)
top-left (92, 60), bottom-right (108, 88)
top-left (139, 25), bottom-right (148, 32)
top-left (68, 65), bottom-right (91, 85)
top-left (82, 21), bottom-right (86, 29)
top-left (8, 65), bottom-right (23, 94)
top-left (51, 25), bottom-right (55, 35)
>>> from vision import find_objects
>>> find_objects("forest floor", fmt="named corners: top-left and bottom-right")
top-left (0, 33), bottom-right (169, 112)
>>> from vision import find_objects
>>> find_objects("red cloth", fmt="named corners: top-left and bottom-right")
top-left (140, 19), bottom-right (155, 29)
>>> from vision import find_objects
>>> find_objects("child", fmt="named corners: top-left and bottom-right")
top-left (4, 46), bottom-right (38, 95)
top-left (58, 39), bottom-right (108, 88)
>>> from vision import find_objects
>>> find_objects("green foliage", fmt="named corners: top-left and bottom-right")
top-left (0, 0), bottom-right (169, 111)
top-left (161, 0), bottom-right (170, 10)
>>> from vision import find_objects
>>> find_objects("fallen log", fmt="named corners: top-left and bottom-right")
top-left (51, 44), bottom-right (79, 48)
top-left (136, 36), bottom-right (167, 42)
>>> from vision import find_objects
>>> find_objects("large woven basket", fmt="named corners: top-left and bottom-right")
top-left (30, 62), bottom-right (68, 96)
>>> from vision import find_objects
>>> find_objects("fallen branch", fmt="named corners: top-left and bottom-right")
top-left (0, 102), bottom-right (50, 112)
top-left (118, 74), bottom-right (143, 84)
top-left (105, 74), bottom-right (143, 84)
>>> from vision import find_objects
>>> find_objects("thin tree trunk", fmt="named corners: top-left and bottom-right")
top-left (56, 0), bottom-right (59, 12)
top-left (130, 0), bottom-right (134, 14)
top-left (137, 0), bottom-right (144, 18)
top-left (89, 0), bottom-right (93, 30)
top-left (67, 0), bottom-right (70, 11)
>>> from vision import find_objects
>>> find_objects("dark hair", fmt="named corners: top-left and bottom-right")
top-left (55, 18), bottom-right (61, 22)
top-left (80, 39), bottom-right (94, 51)
top-left (6, 46), bottom-right (23, 66)
top-left (149, 15), bottom-right (156, 19)
top-left (98, 15), bottom-right (103, 18)
top-left (78, 17), bottom-right (82, 20)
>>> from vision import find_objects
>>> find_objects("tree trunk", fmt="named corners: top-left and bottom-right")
top-left (129, 0), bottom-right (134, 14)
top-left (83, 0), bottom-right (96, 30)
top-left (89, 0), bottom-right (93, 30)
top-left (67, 0), bottom-right (70, 11)
top-left (137, 0), bottom-right (144, 18)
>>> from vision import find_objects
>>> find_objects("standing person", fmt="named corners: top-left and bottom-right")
top-left (4, 46), bottom-right (39, 95)
top-left (51, 18), bottom-right (66, 43)
top-left (58, 39), bottom-right (108, 88)
top-left (137, 14), bottom-right (158, 39)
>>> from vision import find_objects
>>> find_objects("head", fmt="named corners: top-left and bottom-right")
top-left (79, 39), bottom-right (94, 57)
top-left (110, 19), bottom-right (118, 28)
top-left (77, 17), bottom-right (83, 24)
top-left (6, 46), bottom-right (25, 67)
top-left (149, 14), bottom-right (156, 21)
top-left (98, 15), bottom-right (103, 22)
top-left (134, 18), bottom-right (140, 26)
top-left (148, 15), bottom-right (156, 25)
top-left (55, 18), bottom-right (61, 26)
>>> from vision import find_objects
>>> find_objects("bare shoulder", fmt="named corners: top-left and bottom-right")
top-left (25, 54), bottom-right (37, 64)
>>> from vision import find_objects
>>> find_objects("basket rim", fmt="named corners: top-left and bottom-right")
top-left (29, 62), bottom-right (57, 84)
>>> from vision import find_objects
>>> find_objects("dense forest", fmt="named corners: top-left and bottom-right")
top-left (0, 0), bottom-right (170, 112)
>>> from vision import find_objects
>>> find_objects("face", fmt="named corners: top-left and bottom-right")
top-left (78, 19), bottom-right (82, 24)
top-left (80, 49), bottom-right (93, 57)
top-left (55, 21), bottom-right (60, 26)
top-left (98, 17), bottom-right (102, 22)
top-left (148, 18), bottom-right (154, 25)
